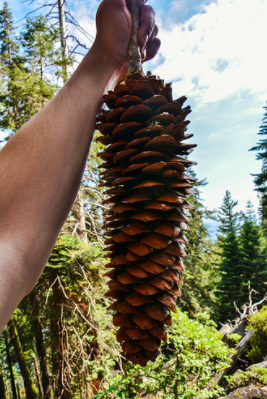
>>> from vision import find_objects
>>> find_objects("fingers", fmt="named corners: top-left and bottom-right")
top-left (144, 37), bottom-right (161, 61)
top-left (138, 5), bottom-right (155, 47)
top-left (138, 4), bottom-right (160, 62)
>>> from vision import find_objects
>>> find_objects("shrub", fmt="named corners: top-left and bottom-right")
top-left (95, 310), bottom-right (235, 399)
top-left (247, 306), bottom-right (267, 363)
top-left (226, 365), bottom-right (267, 390)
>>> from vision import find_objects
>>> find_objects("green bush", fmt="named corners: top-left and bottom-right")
top-left (226, 365), bottom-right (267, 390)
top-left (95, 310), bottom-right (235, 399)
top-left (247, 306), bottom-right (267, 363)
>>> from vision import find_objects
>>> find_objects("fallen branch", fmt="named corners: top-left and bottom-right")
top-left (216, 329), bottom-right (254, 386)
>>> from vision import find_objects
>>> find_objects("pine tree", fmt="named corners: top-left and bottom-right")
top-left (179, 176), bottom-right (217, 320)
top-left (250, 102), bottom-right (267, 232)
top-left (20, 15), bottom-right (62, 82)
top-left (239, 201), bottom-right (267, 301)
top-left (0, 7), bottom-right (57, 134)
top-left (216, 190), bottom-right (242, 322)
top-left (0, 2), bottom-right (18, 65)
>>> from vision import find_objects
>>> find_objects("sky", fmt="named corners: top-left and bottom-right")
top-left (1, 0), bottom-right (267, 221)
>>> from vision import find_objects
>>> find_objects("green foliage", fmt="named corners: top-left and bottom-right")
top-left (216, 191), bottom-right (243, 322)
top-left (0, 2), bottom-right (18, 64)
top-left (179, 175), bottom-right (218, 320)
top-left (250, 102), bottom-right (267, 230)
top-left (247, 306), bottom-right (267, 363)
top-left (95, 310), bottom-right (234, 399)
top-left (226, 366), bottom-right (267, 390)
top-left (0, 8), bottom-right (66, 136)
top-left (228, 334), bottom-right (242, 345)
top-left (239, 202), bottom-right (267, 301)
top-left (215, 195), bottom-right (267, 323)
top-left (0, 363), bottom-right (8, 399)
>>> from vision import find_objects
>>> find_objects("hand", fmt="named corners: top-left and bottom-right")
top-left (93, 0), bottom-right (160, 72)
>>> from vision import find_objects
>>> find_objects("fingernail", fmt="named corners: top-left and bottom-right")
top-left (143, 34), bottom-right (149, 47)
top-left (141, 48), bottom-right (147, 61)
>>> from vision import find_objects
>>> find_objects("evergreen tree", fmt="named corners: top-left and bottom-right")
top-left (216, 190), bottom-right (242, 322)
top-left (0, 8), bottom-right (61, 135)
top-left (20, 15), bottom-right (63, 83)
top-left (239, 201), bottom-right (267, 301)
top-left (250, 102), bottom-right (267, 232)
top-left (179, 176), bottom-right (218, 321)
top-left (0, 1), bottom-right (18, 65)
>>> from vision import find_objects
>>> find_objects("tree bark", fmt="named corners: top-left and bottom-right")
top-left (33, 357), bottom-right (43, 399)
top-left (29, 290), bottom-right (52, 399)
top-left (127, 0), bottom-right (143, 74)
top-left (57, 0), bottom-right (88, 243)
top-left (218, 385), bottom-right (267, 398)
top-left (4, 332), bottom-right (18, 399)
top-left (71, 190), bottom-right (88, 243)
top-left (17, 383), bottom-right (21, 399)
top-left (7, 317), bottom-right (38, 399)
top-left (58, 0), bottom-right (68, 58)
top-left (51, 280), bottom-right (72, 399)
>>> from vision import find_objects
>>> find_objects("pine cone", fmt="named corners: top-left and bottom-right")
top-left (96, 72), bottom-right (196, 366)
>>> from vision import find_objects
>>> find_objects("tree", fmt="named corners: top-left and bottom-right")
top-left (216, 191), bottom-right (243, 322)
top-left (0, 1), bottom-right (18, 65)
top-left (0, 363), bottom-right (8, 399)
top-left (239, 201), bottom-right (267, 302)
top-left (250, 102), bottom-right (267, 232)
top-left (179, 176), bottom-right (218, 321)
top-left (0, 6), bottom-right (57, 135)
top-left (3, 330), bottom-right (18, 399)
top-left (7, 317), bottom-right (38, 399)
top-left (29, 289), bottom-right (52, 399)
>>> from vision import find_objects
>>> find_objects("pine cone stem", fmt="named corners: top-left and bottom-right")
top-left (128, 0), bottom-right (143, 75)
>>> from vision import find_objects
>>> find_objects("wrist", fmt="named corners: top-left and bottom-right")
top-left (82, 43), bottom-right (127, 93)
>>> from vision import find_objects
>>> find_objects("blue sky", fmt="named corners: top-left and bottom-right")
top-left (1, 0), bottom-right (267, 219)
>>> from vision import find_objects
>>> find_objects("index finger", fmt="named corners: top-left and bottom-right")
top-left (138, 5), bottom-right (156, 48)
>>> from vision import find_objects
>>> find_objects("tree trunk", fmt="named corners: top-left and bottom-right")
top-left (58, 0), bottom-right (68, 83)
top-left (4, 332), bottom-right (18, 399)
top-left (57, 0), bottom-right (88, 243)
top-left (7, 317), bottom-right (38, 399)
top-left (17, 383), bottom-right (21, 399)
top-left (33, 357), bottom-right (43, 399)
top-left (71, 190), bottom-right (88, 242)
top-left (219, 385), bottom-right (267, 398)
top-left (29, 290), bottom-right (52, 399)
top-left (51, 280), bottom-right (72, 399)
top-left (0, 364), bottom-right (8, 399)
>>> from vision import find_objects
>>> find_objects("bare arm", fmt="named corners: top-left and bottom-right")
top-left (0, 0), bottom-right (160, 332)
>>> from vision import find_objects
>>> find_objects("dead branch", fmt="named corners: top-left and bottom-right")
top-left (233, 282), bottom-right (267, 322)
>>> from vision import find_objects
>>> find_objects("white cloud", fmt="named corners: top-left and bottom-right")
top-left (153, 0), bottom-right (267, 104)
top-left (145, 0), bottom-right (267, 213)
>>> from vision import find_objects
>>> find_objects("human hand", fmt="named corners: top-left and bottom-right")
top-left (93, 0), bottom-right (160, 73)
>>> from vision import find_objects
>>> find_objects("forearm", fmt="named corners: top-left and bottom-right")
top-left (0, 0), bottom-right (160, 333)
top-left (0, 46), bottom-right (122, 297)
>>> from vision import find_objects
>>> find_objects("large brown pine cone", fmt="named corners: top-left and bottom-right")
top-left (96, 72), bottom-right (197, 366)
